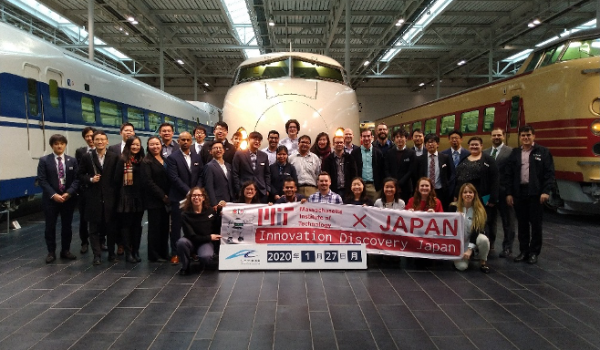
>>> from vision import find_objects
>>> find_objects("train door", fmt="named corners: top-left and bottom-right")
top-left (22, 63), bottom-right (46, 159)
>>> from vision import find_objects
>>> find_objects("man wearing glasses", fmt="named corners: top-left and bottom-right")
top-left (504, 125), bottom-right (555, 265)
top-left (289, 135), bottom-right (321, 197)
top-left (279, 119), bottom-right (301, 155)
top-left (322, 135), bottom-right (357, 197)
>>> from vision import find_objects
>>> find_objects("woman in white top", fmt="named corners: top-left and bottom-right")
top-left (453, 183), bottom-right (491, 273)
top-left (374, 177), bottom-right (406, 210)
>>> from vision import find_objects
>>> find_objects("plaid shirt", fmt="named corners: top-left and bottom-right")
top-left (308, 190), bottom-right (343, 204)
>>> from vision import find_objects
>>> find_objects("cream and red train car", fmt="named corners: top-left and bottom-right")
top-left (377, 29), bottom-right (600, 215)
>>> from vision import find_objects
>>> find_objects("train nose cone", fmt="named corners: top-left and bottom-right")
top-left (255, 101), bottom-right (329, 136)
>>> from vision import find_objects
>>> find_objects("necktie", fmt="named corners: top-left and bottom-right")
top-left (429, 154), bottom-right (436, 183)
top-left (452, 151), bottom-right (459, 167)
top-left (57, 156), bottom-right (65, 192)
top-left (491, 148), bottom-right (498, 159)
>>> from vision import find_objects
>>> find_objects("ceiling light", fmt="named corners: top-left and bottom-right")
top-left (419, 82), bottom-right (425, 86)
top-left (176, 59), bottom-right (184, 65)
top-left (528, 22), bottom-right (535, 28)
top-left (125, 31), bottom-right (129, 36)
top-left (396, 18), bottom-right (405, 26)
top-left (268, 15), bottom-right (275, 27)
top-left (533, 19), bottom-right (541, 25)
top-left (203, 82), bottom-right (209, 87)
top-left (363, 60), bottom-right (370, 66)
top-left (131, 20), bottom-right (138, 25)
top-left (127, 16), bottom-right (135, 22)
top-left (457, 60), bottom-right (466, 66)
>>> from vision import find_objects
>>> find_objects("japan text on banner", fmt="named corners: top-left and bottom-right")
top-left (220, 203), bottom-right (465, 259)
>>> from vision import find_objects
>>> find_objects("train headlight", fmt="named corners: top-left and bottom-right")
top-left (335, 127), bottom-right (345, 137)
top-left (592, 119), bottom-right (600, 136)
top-left (236, 127), bottom-right (249, 150)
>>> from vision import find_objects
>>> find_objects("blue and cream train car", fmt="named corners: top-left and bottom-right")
top-left (0, 22), bottom-right (218, 208)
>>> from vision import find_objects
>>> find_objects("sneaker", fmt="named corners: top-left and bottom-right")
top-left (171, 255), bottom-right (180, 265)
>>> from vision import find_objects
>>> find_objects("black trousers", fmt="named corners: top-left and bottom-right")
top-left (170, 201), bottom-right (182, 256)
top-left (119, 211), bottom-right (144, 254)
top-left (44, 197), bottom-right (77, 254)
top-left (147, 207), bottom-right (170, 261)
top-left (487, 193), bottom-right (516, 252)
top-left (89, 214), bottom-right (116, 257)
top-left (514, 192), bottom-right (544, 256)
top-left (77, 195), bottom-right (89, 246)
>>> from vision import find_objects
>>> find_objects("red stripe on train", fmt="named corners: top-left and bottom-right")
top-left (528, 118), bottom-right (594, 129)
top-left (555, 171), bottom-right (584, 182)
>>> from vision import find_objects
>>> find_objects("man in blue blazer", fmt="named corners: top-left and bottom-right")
top-left (37, 134), bottom-right (79, 263)
top-left (232, 131), bottom-right (271, 203)
top-left (416, 134), bottom-right (455, 210)
top-left (165, 131), bottom-right (204, 262)
top-left (204, 141), bottom-right (235, 206)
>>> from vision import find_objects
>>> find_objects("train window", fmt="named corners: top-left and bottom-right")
top-left (81, 96), bottom-right (95, 123)
top-left (561, 39), bottom-right (600, 61)
top-left (460, 110), bottom-right (479, 133)
top-left (292, 59), bottom-right (344, 84)
top-left (149, 112), bottom-right (162, 132)
top-left (440, 115), bottom-right (455, 135)
top-left (164, 116), bottom-right (175, 132)
top-left (99, 101), bottom-right (122, 127)
top-left (524, 51), bottom-right (544, 72)
top-left (27, 79), bottom-right (38, 116)
top-left (177, 119), bottom-right (187, 133)
top-left (483, 107), bottom-right (495, 132)
top-left (510, 96), bottom-right (520, 128)
top-left (412, 121), bottom-right (422, 132)
top-left (237, 58), bottom-right (289, 83)
top-left (539, 45), bottom-right (564, 67)
top-left (49, 79), bottom-right (60, 108)
top-left (401, 123), bottom-right (411, 134)
top-left (127, 108), bottom-right (145, 130)
top-left (424, 118), bottom-right (437, 135)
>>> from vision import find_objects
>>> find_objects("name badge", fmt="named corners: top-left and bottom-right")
top-left (404, 158), bottom-right (410, 162)
top-left (68, 167), bottom-right (74, 170)
top-left (60, 178), bottom-right (66, 185)
top-left (260, 163), bottom-right (265, 166)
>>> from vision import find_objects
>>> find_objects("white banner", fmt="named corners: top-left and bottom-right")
top-left (220, 202), bottom-right (465, 260)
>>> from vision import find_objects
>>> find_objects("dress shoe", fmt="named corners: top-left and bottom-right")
top-left (514, 253), bottom-right (528, 262)
top-left (156, 258), bottom-right (168, 263)
top-left (499, 249), bottom-right (512, 258)
top-left (132, 252), bottom-right (142, 263)
top-left (108, 255), bottom-right (119, 263)
top-left (93, 256), bottom-right (101, 265)
top-left (171, 255), bottom-right (180, 265)
top-left (60, 251), bottom-right (77, 260)
top-left (179, 268), bottom-right (190, 276)
top-left (117, 245), bottom-right (124, 256)
top-left (80, 244), bottom-right (89, 254)
top-left (45, 253), bottom-right (56, 264)
top-left (527, 254), bottom-right (538, 264)
top-left (125, 253), bottom-right (137, 263)
top-left (101, 244), bottom-right (108, 251)
top-left (480, 263), bottom-right (491, 274)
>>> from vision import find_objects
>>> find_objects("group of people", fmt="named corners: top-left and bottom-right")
top-left (37, 117), bottom-right (555, 275)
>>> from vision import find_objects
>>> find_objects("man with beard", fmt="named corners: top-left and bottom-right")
top-left (261, 130), bottom-right (279, 165)
top-left (372, 122), bottom-right (394, 154)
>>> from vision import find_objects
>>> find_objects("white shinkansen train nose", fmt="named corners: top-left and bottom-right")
top-left (255, 99), bottom-right (329, 137)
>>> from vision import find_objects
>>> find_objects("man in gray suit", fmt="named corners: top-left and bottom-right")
top-left (232, 131), bottom-right (271, 203)
top-left (483, 127), bottom-right (515, 257)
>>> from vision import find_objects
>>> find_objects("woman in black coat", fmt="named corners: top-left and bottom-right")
top-left (115, 136), bottom-right (145, 263)
top-left (141, 136), bottom-right (171, 262)
top-left (269, 145), bottom-right (298, 202)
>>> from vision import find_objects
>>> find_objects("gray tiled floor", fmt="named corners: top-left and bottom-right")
top-left (1, 211), bottom-right (599, 350)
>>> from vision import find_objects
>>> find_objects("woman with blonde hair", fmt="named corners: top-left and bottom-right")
top-left (454, 183), bottom-right (491, 273)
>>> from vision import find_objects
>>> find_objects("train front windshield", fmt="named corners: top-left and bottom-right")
top-left (235, 57), bottom-right (345, 85)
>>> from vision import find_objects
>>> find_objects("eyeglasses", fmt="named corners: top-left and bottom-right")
top-left (191, 194), bottom-right (204, 198)
top-left (334, 141), bottom-right (344, 144)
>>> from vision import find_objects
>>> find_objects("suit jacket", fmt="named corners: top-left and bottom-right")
top-left (77, 150), bottom-right (119, 223)
top-left (441, 147), bottom-right (470, 166)
top-left (232, 149), bottom-right (271, 196)
top-left (350, 146), bottom-right (385, 191)
top-left (321, 152), bottom-right (358, 197)
top-left (75, 146), bottom-right (92, 194)
top-left (384, 147), bottom-right (417, 201)
top-left (484, 144), bottom-right (512, 194)
top-left (344, 144), bottom-right (360, 154)
top-left (204, 159), bottom-right (235, 206)
top-left (108, 143), bottom-right (123, 156)
top-left (192, 142), bottom-right (211, 165)
top-left (202, 139), bottom-right (237, 164)
top-left (140, 156), bottom-right (171, 210)
top-left (37, 153), bottom-right (79, 204)
top-left (503, 144), bottom-right (555, 197)
top-left (269, 162), bottom-right (298, 197)
top-left (416, 152), bottom-right (454, 191)
top-left (165, 150), bottom-right (204, 202)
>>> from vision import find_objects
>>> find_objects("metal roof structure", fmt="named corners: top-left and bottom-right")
top-left (2, 0), bottom-right (598, 94)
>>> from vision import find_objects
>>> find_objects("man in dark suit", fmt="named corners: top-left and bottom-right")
top-left (322, 134), bottom-right (357, 197)
top-left (416, 134), bottom-right (454, 210)
top-left (441, 129), bottom-right (470, 196)
top-left (74, 126), bottom-right (96, 254)
top-left (108, 122), bottom-right (135, 156)
top-left (232, 131), bottom-right (271, 203)
top-left (204, 141), bottom-right (235, 206)
top-left (77, 130), bottom-right (120, 265)
top-left (484, 127), bottom-right (516, 257)
top-left (504, 125), bottom-right (555, 265)
top-left (385, 128), bottom-right (417, 203)
top-left (192, 125), bottom-right (211, 162)
top-left (351, 129), bottom-right (385, 202)
top-left (202, 121), bottom-right (236, 164)
top-left (37, 134), bottom-right (80, 263)
top-left (411, 128), bottom-right (425, 156)
top-left (166, 131), bottom-right (204, 263)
